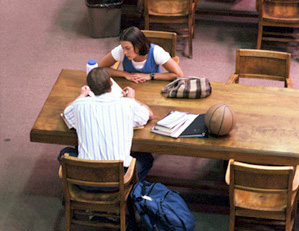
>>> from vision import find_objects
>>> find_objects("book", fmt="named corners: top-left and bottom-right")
top-left (179, 114), bottom-right (207, 138)
top-left (88, 78), bottom-right (124, 98)
top-left (151, 111), bottom-right (207, 138)
top-left (154, 111), bottom-right (189, 133)
top-left (61, 113), bottom-right (73, 129)
top-left (110, 78), bottom-right (124, 98)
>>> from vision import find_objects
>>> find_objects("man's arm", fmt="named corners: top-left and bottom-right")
top-left (122, 86), bottom-right (154, 120)
top-left (64, 85), bottom-right (90, 111)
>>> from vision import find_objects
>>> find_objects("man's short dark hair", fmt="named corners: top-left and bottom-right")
top-left (120, 26), bottom-right (150, 56)
top-left (87, 67), bottom-right (111, 96)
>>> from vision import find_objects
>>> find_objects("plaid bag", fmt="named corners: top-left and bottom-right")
top-left (161, 77), bottom-right (212, 99)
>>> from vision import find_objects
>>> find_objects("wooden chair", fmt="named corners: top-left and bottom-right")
top-left (143, 0), bottom-right (195, 58)
top-left (257, 0), bottom-right (299, 49)
top-left (142, 30), bottom-right (179, 64)
top-left (112, 30), bottom-right (179, 70)
top-left (225, 159), bottom-right (299, 231)
top-left (227, 49), bottom-right (293, 88)
top-left (60, 154), bottom-right (138, 231)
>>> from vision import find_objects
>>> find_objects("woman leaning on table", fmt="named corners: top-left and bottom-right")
top-left (98, 26), bottom-right (184, 83)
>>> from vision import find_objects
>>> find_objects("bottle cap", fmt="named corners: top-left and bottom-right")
top-left (88, 59), bottom-right (97, 65)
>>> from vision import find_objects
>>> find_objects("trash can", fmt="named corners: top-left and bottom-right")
top-left (86, 0), bottom-right (123, 38)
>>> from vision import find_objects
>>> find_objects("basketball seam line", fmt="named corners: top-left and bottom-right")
top-left (208, 104), bottom-right (225, 135)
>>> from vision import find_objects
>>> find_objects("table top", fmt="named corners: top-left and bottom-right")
top-left (30, 69), bottom-right (299, 165)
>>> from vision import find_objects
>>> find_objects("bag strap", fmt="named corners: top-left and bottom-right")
top-left (161, 76), bottom-right (207, 93)
top-left (161, 78), bottom-right (181, 93)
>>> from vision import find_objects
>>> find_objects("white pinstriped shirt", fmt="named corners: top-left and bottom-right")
top-left (64, 93), bottom-right (150, 167)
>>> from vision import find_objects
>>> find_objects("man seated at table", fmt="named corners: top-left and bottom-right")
top-left (58, 67), bottom-right (154, 186)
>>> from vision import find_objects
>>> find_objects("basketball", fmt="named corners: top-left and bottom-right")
top-left (205, 104), bottom-right (236, 136)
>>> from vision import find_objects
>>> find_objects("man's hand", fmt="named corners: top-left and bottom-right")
top-left (80, 85), bottom-right (91, 98)
top-left (122, 87), bottom-right (135, 99)
top-left (64, 85), bottom-right (91, 109)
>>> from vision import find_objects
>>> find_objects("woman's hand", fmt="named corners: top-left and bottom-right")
top-left (125, 73), bottom-right (150, 83)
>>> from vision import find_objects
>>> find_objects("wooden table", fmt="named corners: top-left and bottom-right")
top-left (30, 69), bottom-right (299, 165)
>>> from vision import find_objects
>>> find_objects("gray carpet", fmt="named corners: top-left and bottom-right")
top-left (1, 0), bottom-right (299, 230)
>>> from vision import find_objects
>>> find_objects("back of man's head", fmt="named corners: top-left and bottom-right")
top-left (87, 67), bottom-right (111, 96)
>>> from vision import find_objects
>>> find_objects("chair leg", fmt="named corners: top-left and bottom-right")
top-left (229, 209), bottom-right (235, 231)
top-left (188, 38), bottom-right (193, 59)
top-left (120, 204), bottom-right (126, 231)
top-left (192, 6), bottom-right (196, 39)
top-left (286, 214), bottom-right (291, 231)
top-left (64, 202), bottom-right (71, 231)
top-left (257, 22), bottom-right (263, 49)
top-left (188, 31), bottom-right (193, 59)
top-left (293, 200), bottom-right (298, 230)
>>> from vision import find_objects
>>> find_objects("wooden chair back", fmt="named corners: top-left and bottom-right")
top-left (227, 49), bottom-right (293, 88)
top-left (146, 0), bottom-right (190, 16)
top-left (231, 161), bottom-right (293, 192)
top-left (61, 154), bottom-right (138, 231)
top-left (257, 0), bottom-right (299, 49)
top-left (62, 156), bottom-right (124, 190)
top-left (144, 0), bottom-right (195, 58)
top-left (227, 160), bottom-right (298, 231)
top-left (141, 30), bottom-right (179, 63)
top-left (261, 0), bottom-right (299, 20)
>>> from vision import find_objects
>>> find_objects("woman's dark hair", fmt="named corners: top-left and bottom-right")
top-left (87, 67), bottom-right (111, 96)
top-left (120, 27), bottom-right (150, 56)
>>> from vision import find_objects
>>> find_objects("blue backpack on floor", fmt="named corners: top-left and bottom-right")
top-left (130, 181), bottom-right (196, 231)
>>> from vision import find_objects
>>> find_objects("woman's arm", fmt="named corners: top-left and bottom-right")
top-left (158, 58), bottom-right (184, 80)
top-left (132, 58), bottom-right (184, 82)
top-left (98, 52), bottom-right (129, 77)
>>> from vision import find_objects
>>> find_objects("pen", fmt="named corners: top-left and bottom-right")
top-left (125, 90), bottom-right (129, 97)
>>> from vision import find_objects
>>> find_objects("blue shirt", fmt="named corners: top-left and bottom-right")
top-left (123, 44), bottom-right (161, 73)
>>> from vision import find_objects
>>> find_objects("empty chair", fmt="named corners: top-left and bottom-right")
top-left (227, 49), bottom-right (293, 88)
top-left (143, 0), bottom-right (195, 58)
top-left (225, 159), bottom-right (299, 231)
top-left (60, 154), bottom-right (138, 231)
top-left (257, 0), bottom-right (299, 49)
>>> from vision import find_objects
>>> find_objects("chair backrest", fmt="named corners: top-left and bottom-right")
top-left (144, 0), bottom-right (192, 16)
top-left (141, 30), bottom-right (177, 58)
top-left (235, 49), bottom-right (291, 82)
top-left (229, 160), bottom-right (294, 208)
top-left (259, 0), bottom-right (299, 20)
top-left (61, 155), bottom-right (125, 199)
